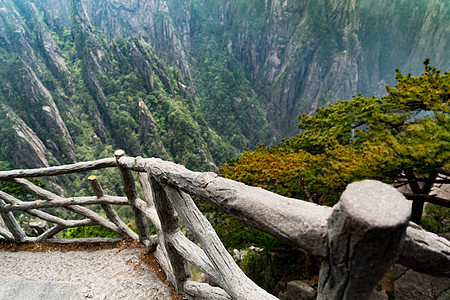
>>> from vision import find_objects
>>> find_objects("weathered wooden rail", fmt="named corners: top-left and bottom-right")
top-left (0, 150), bottom-right (449, 299)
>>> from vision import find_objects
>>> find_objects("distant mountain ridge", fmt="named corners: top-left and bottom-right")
top-left (0, 0), bottom-right (448, 171)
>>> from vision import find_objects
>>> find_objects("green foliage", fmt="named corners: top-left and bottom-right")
top-left (63, 225), bottom-right (120, 238)
top-left (0, 2), bottom-right (245, 176)
top-left (63, 223), bottom-right (137, 239)
top-left (223, 61), bottom-right (449, 206)
top-left (190, 2), bottom-right (273, 150)
top-left (68, 27), bottom-right (236, 170)
top-left (0, 161), bottom-right (11, 171)
top-left (0, 179), bottom-right (45, 199)
top-left (218, 60), bottom-right (450, 291)
top-left (223, 144), bottom-right (385, 205)
top-left (115, 205), bottom-right (135, 222)
top-left (421, 203), bottom-right (450, 233)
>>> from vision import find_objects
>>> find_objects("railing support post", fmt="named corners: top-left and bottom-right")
top-left (148, 176), bottom-right (191, 293)
top-left (317, 180), bottom-right (411, 299)
top-left (88, 175), bottom-right (138, 239)
top-left (0, 199), bottom-right (28, 242)
top-left (115, 150), bottom-right (151, 249)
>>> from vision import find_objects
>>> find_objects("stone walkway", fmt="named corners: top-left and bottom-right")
top-left (0, 248), bottom-right (172, 300)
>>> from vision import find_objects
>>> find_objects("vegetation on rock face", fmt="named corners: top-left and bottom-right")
top-left (1, 0), bottom-right (449, 173)
top-left (191, 25), bottom-right (273, 150)
top-left (79, 0), bottom-right (450, 141)
top-left (0, 0), bottom-right (239, 178)
top-left (222, 60), bottom-right (449, 222)
top-left (173, 0), bottom-right (450, 138)
top-left (68, 4), bottom-right (237, 172)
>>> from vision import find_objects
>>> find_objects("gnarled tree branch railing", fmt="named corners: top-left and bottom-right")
top-left (0, 150), bottom-right (449, 300)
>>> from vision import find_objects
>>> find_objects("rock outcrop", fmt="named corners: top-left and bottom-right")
top-left (394, 264), bottom-right (450, 300)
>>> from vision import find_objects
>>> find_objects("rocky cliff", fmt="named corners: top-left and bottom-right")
top-left (73, 0), bottom-right (450, 137)
top-left (0, 0), bottom-right (233, 172)
top-left (0, 0), bottom-right (448, 171)
top-left (184, 0), bottom-right (449, 136)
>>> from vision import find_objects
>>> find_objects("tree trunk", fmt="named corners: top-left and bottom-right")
top-left (410, 198), bottom-right (425, 224)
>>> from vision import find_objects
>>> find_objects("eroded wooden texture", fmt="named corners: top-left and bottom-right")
top-left (0, 199), bottom-right (29, 242)
top-left (183, 281), bottom-right (232, 300)
top-left (0, 190), bottom-right (97, 230)
top-left (48, 237), bottom-right (125, 244)
top-left (399, 222), bottom-right (450, 277)
top-left (137, 172), bottom-right (174, 277)
top-left (318, 180), bottom-right (411, 300)
top-left (88, 176), bottom-right (138, 239)
top-left (1, 154), bottom-right (449, 300)
top-left (149, 176), bottom-right (191, 293)
top-left (4, 178), bottom-right (124, 237)
top-left (118, 156), bottom-right (331, 256)
top-left (0, 158), bottom-right (116, 180)
top-left (0, 226), bottom-right (14, 240)
top-left (118, 156), bottom-right (450, 280)
top-left (163, 186), bottom-right (277, 300)
top-left (115, 151), bottom-right (152, 249)
top-left (0, 195), bottom-right (128, 212)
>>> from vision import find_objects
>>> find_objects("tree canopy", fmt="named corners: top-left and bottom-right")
top-left (222, 60), bottom-right (449, 223)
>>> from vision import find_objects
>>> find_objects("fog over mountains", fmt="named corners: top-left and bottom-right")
top-left (0, 0), bottom-right (448, 170)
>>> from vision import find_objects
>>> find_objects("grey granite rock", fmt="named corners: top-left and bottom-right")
top-left (395, 268), bottom-right (450, 300)
top-left (368, 289), bottom-right (388, 300)
top-left (285, 280), bottom-right (316, 300)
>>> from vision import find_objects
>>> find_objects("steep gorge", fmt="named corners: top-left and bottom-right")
top-left (0, 0), bottom-right (448, 173)
top-left (182, 0), bottom-right (449, 136)
top-left (79, 0), bottom-right (450, 137)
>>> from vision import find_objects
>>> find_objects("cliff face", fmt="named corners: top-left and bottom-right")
top-left (0, 0), bottom-right (76, 166)
top-left (76, 0), bottom-right (450, 137)
top-left (211, 0), bottom-right (363, 135)
top-left (82, 0), bottom-right (193, 82)
top-left (356, 0), bottom-right (450, 92)
top-left (0, 0), bottom-right (448, 170)
top-left (0, 0), bottom-right (234, 171)
top-left (186, 0), bottom-right (449, 136)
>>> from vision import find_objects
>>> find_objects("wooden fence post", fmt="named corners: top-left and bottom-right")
top-left (115, 150), bottom-right (151, 249)
top-left (317, 180), bottom-right (411, 299)
top-left (88, 175), bottom-right (138, 239)
top-left (148, 175), bottom-right (191, 293)
top-left (163, 186), bottom-right (277, 299)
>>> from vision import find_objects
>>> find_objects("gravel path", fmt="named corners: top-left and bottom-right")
top-left (0, 248), bottom-right (172, 300)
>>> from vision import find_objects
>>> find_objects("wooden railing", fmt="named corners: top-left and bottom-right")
top-left (0, 150), bottom-right (449, 299)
